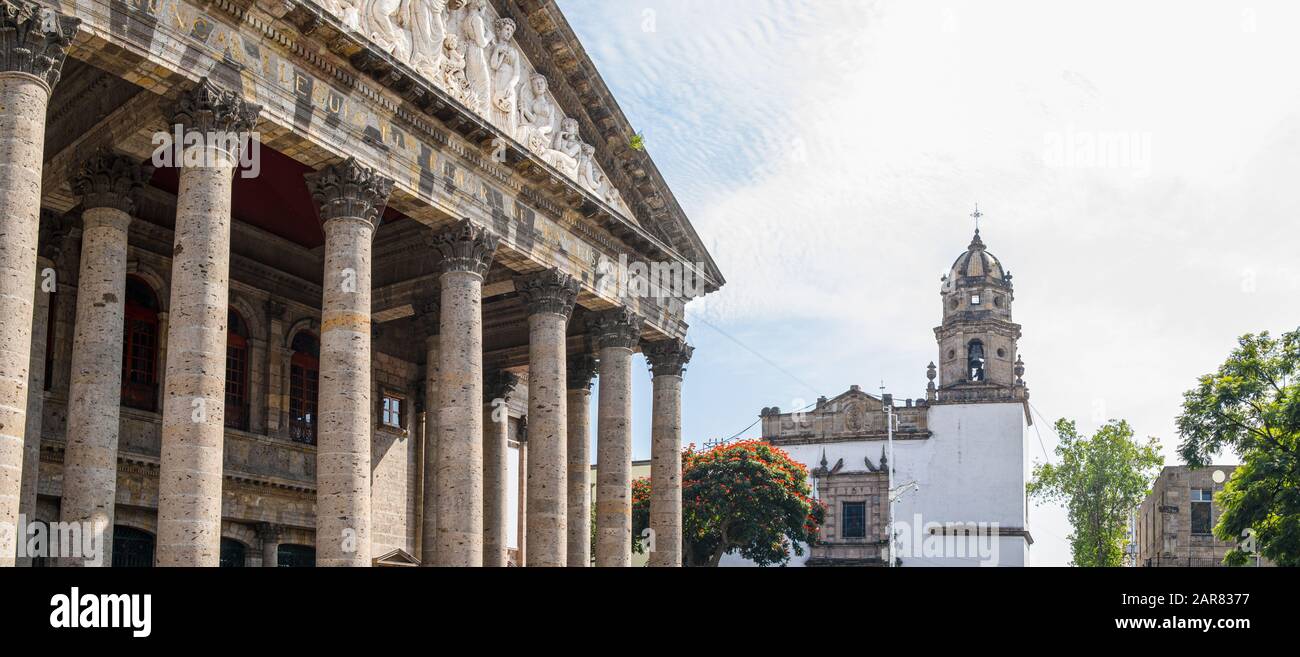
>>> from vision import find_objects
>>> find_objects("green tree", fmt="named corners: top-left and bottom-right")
top-left (632, 440), bottom-right (824, 567)
top-left (1028, 419), bottom-right (1163, 567)
top-left (1177, 330), bottom-right (1300, 566)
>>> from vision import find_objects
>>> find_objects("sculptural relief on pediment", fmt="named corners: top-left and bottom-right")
top-left (323, 0), bottom-right (634, 218)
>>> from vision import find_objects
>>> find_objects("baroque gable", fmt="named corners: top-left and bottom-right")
top-left (761, 386), bottom-right (930, 446)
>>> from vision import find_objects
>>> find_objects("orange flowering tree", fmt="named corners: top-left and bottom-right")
top-left (632, 440), bottom-right (825, 567)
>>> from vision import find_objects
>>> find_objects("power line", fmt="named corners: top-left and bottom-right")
top-left (686, 309), bottom-right (822, 397)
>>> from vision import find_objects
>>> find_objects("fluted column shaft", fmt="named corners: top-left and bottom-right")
top-left (566, 354), bottom-right (596, 567)
top-left (483, 370), bottom-right (518, 567)
top-left (257, 523), bottom-right (280, 568)
top-left (593, 309), bottom-right (642, 567)
top-left (17, 254), bottom-right (53, 566)
top-left (59, 153), bottom-right (150, 567)
top-left (0, 3), bottom-right (78, 567)
top-left (516, 430), bottom-right (527, 564)
top-left (517, 270), bottom-right (579, 567)
top-left (431, 220), bottom-right (498, 566)
top-left (417, 299), bottom-right (439, 564)
top-left (156, 79), bottom-right (259, 566)
top-left (307, 158), bottom-right (393, 567)
top-left (645, 339), bottom-right (693, 567)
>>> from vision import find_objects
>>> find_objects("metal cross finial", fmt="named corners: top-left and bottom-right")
top-left (970, 203), bottom-right (983, 232)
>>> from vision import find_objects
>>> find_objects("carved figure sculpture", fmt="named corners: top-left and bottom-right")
top-left (400, 0), bottom-right (448, 80)
top-left (517, 74), bottom-right (556, 154)
top-left (363, 0), bottom-right (411, 63)
top-left (488, 18), bottom-right (521, 135)
top-left (460, 0), bottom-right (494, 113)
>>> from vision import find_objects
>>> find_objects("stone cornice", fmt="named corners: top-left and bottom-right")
top-left (71, 150), bottom-right (152, 214)
top-left (170, 76), bottom-right (261, 135)
top-left (591, 307), bottom-right (642, 350)
top-left (0, 0), bottom-right (79, 89)
top-left (429, 218), bottom-right (500, 276)
top-left (515, 268), bottom-right (579, 318)
top-left (305, 157), bottom-right (395, 225)
top-left (643, 338), bottom-right (693, 378)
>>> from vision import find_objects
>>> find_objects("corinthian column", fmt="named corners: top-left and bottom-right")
top-left (0, 0), bottom-right (78, 568)
top-left (59, 152), bottom-right (150, 567)
top-left (516, 269), bottom-right (580, 567)
top-left (155, 78), bottom-right (260, 567)
top-left (565, 353), bottom-right (597, 567)
top-left (429, 220), bottom-right (498, 566)
top-left (306, 158), bottom-right (393, 567)
top-left (482, 369), bottom-right (519, 567)
top-left (415, 294), bottom-right (440, 565)
top-left (592, 308), bottom-right (642, 567)
top-left (643, 339), bottom-right (693, 567)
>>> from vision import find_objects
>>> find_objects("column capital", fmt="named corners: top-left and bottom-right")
top-left (590, 308), bottom-right (642, 350)
top-left (429, 219), bottom-right (499, 277)
top-left (305, 157), bottom-right (394, 226)
top-left (516, 268), bottom-right (579, 318)
top-left (0, 1), bottom-right (79, 89)
top-left (265, 298), bottom-right (287, 323)
top-left (644, 338), bottom-right (694, 378)
top-left (567, 353), bottom-right (598, 391)
top-left (414, 291), bottom-right (440, 336)
top-left (255, 522), bottom-right (282, 542)
top-left (170, 76), bottom-right (261, 135)
top-left (71, 150), bottom-right (153, 214)
top-left (484, 369), bottom-right (521, 404)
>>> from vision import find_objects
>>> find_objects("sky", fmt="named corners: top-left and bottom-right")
top-left (557, 0), bottom-right (1300, 566)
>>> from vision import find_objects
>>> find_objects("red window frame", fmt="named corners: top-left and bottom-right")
top-left (289, 334), bottom-right (319, 445)
top-left (121, 278), bottom-right (159, 412)
top-left (224, 309), bottom-right (250, 431)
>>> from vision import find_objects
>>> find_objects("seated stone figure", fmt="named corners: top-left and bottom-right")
top-left (545, 118), bottom-right (582, 176)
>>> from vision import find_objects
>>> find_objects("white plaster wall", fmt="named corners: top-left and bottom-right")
top-left (507, 445), bottom-right (520, 550)
top-left (724, 402), bottom-right (1029, 567)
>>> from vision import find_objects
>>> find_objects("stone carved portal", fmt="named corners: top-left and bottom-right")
top-left (326, 0), bottom-right (632, 216)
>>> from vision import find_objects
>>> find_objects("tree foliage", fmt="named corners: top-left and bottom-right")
top-left (632, 440), bottom-right (824, 566)
top-left (1028, 419), bottom-right (1163, 567)
top-left (1177, 330), bottom-right (1300, 566)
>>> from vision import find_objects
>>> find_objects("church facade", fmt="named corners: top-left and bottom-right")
top-left (754, 229), bottom-right (1032, 567)
top-left (0, 0), bottom-right (721, 567)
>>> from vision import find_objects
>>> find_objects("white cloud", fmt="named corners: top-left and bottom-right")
top-left (561, 0), bottom-right (1300, 565)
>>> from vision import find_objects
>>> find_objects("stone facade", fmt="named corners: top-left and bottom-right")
top-left (1134, 465), bottom-right (1271, 568)
top-left (1, 0), bottom-right (720, 567)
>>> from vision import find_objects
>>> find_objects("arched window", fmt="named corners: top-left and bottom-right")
top-left (121, 276), bottom-right (160, 411)
top-left (225, 309), bottom-right (250, 431)
top-left (277, 544), bottom-right (315, 567)
top-left (967, 340), bottom-right (986, 383)
top-left (111, 525), bottom-right (155, 567)
top-left (289, 332), bottom-right (320, 445)
top-left (219, 538), bottom-right (247, 567)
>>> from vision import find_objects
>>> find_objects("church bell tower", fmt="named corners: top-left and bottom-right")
top-left (932, 210), bottom-right (1025, 397)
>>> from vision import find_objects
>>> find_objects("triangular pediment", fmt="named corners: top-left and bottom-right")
top-left (373, 548), bottom-right (421, 567)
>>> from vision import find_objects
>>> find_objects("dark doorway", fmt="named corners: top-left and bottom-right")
top-left (220, 538), bottom-right (247, 567)
top-left (112, 526), bottom-right (155, 567)
top-left (277, 544), bottom-right (315, 567)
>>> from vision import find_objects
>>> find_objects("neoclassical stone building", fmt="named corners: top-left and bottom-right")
top-left (0, 0), bottom-right (721, 567)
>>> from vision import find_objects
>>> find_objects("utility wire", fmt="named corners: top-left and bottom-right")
top-left (687, 309), bottom-right (822, 397)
